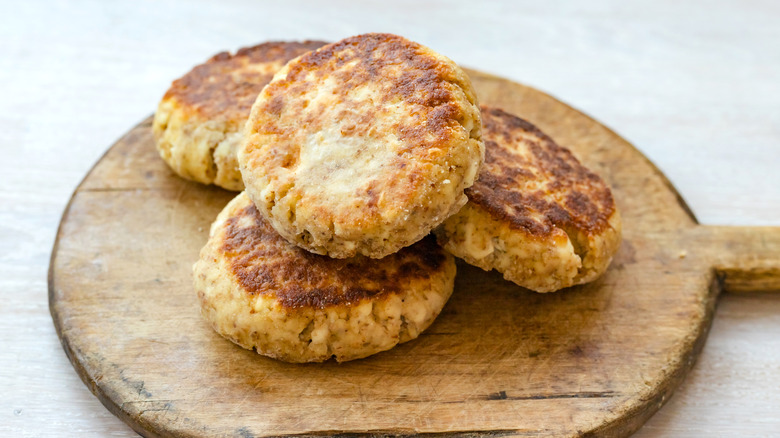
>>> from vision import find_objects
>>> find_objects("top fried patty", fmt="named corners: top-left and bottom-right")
top-left (239, 33), bottom-right (484, 258)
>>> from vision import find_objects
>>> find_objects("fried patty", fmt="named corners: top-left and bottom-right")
top-left (435, 106), bottom-right (622, 292)
top-left (153, 41), bottom-right (327, 190)
top-left (194, 192), bottom-right (456, 363)
top-left (239, 33), bottom-right (484, 258)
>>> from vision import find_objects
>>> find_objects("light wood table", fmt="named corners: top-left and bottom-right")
top-left (1, 1), bottom-right (777, 436)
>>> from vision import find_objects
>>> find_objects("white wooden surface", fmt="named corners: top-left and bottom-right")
top-left (1, 0), bottom-right (778, 436)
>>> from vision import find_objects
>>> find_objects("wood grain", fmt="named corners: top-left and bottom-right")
top-left (49, 70), bottom-right (780, 437)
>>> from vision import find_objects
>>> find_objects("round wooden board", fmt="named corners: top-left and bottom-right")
top-left (49, 69), bottom-right (780, 438)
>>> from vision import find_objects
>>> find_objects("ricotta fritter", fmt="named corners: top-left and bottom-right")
top-left (239, 33), bottom-right (484, 258)
top-left (194, 192), bottom-right (456, 362)
top-left (153, 41), bottom-right (327, 190)
top-left (435, 106), bottom-right (621, 292)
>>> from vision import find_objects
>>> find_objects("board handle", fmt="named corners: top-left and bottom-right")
top-left (696, 225), bottom-right (780, 293)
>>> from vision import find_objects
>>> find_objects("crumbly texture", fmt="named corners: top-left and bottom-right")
top-left (239, 33), bottom-right (484, 258)
top-left (153, 41), bottom-right (327, 191)
top-left (435, 107), bottom-right (622, 292)
top-left (194, 192), bottom-right (456, 363)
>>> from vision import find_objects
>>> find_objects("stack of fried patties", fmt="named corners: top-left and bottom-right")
top-left (153, 34), bottom-right (622, 363)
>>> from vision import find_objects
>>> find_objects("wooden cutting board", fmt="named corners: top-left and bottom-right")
top-left (49, 69), bottom-right (780, 437)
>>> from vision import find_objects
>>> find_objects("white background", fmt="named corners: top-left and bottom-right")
top-left (1, 1), bottom-right (778, 436)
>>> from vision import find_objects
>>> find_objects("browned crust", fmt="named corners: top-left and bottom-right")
top-left (253, 33), bottom-right (474, 147)
top-left (162, 41), bottom-right (327, 121)
top-left (243, 33), bottom-right (480, 207)
top-left (220, 202), bottom-right (448, 309)
top-left (468, 106), bottom-right (616, 238)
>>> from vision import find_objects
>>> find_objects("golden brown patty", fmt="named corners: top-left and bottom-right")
top-left (435, 106), bottom-right (622, 292)
top-left (153, 41), bottom-right (327, 190)
top-left (194, 192), bottom-right (456, 363)
top-left (239, 33), bottom-right (484, 259)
